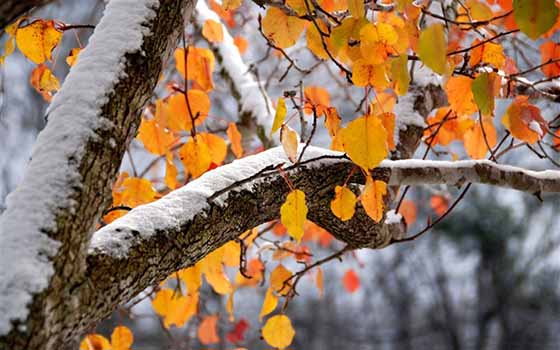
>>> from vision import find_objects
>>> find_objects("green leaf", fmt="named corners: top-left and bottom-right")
top-left (514, 0), bottom-right (558, 40)
top-left (417, 24), bottom-right (447, 75)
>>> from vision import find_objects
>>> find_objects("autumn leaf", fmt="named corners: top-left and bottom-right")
top-left (118, 177), bottom-right (157, 207)
top-left (164, 155), bottom-right (179, 190)
top-left (15, 19), bottom-right (62, 64)
top-left (270, 264), bottom-right (293, 295)
top-left (165, 90), bottom-right (211, 132)
top-left (464, 117), bottom-right (497, 159)
top-left (152, 289), bottom-right (198, 328)
top-left (351, 59), bottom-right (391, 89)
top-left (175, 47), bottom-right (215, 91)
top-left (262, 315), bottom-right (296, 349)
top-left (359, 22), bottom-right (398, 65)
top-left (65, 48), bottom-right (81, 66)
top-left (306, 20), bottom-right (335, 60)
top-left (259, 287), bottom-right (279, 321)
top-left (348, 0), bottom-right (364, 18)
top-left (445, 76), bottom-right (478, 116)
top-left (272, 97), bottom-right (287, 134)
top-left (304, 86), bottom-right (330, 116)
top-left (201, 248), bottom-right (233, 294)
top-left (471, 72), bottom-right (500, 116)
top-left (361, 176), bottom-right (387, 222)
top-left (280, 125), bottom-right (299, 163)
top-left (177, 264), bottom-right (202, 295)
top-left (262, 8), bottom-right (305, 48)
top-left (330, 185), bottom-right (357, 221)
top-left (391, 54), bottom-right (410, 96)
top-left (340, 114), bottom-right (388, 170)
top-left (198, 315), bottom-right (220, 344)
top-left (417, 24), bottom-right (447, 74)
top-left (226, 122), bottom-right (243, 158)
top-left (399, 200), bottom-right (417, 226)
top-left (233, 35), bottom-right (248, 54)
top-left (30, 64), bottom-right (59, 101)
top-left (469, 39), bottom-right (506, 69)
top-left (501, 96), bottom-right (547, 144)
top-left (226, 319), bottom-right (249, 344)
top-left (111, 326), bottom-right (133, 350)
top-left (222, 0), bottom-right (242, 10)
top-left (179, 135), bottom-right (212, 178)
top-left (342, 269), bottom-right (360, 293)
top-left (324, 107), bottom-right (341, 137)
top-left (430, 195), bottom-right (449, 216)
top-left (137, 117), bottom-right (175, 155)
top-left (80, 334), bottom-right (111, 350)
top-left (316, 267), bottom-right (324, 297)
top-left (281, 189), bottom-right (308, 242)
top-left (202, 19), bottom-right (224, 43)
top-left (540, 41), bottom-right (560, 78)
top-left (513, 0), bottom-right (558, 39)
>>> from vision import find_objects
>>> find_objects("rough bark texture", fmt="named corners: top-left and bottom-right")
top-left (0, 1), bottom-right (194, 349)
top-left (0, 0), bottom-right (52, 30)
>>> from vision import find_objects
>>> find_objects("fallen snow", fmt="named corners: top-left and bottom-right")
top-left (384, 209), bottom-right (402, 225)
top-left (90, 145), bottom-right (341, 258)
top-left (0, 0), bottom-right (158, 335)
top-left (195, 0), bottom-right (275, 132)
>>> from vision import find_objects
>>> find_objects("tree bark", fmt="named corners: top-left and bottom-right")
top-left (0, 0), bottom-right (52, 30)
top-left (0, 0), bottom-right (194, 349)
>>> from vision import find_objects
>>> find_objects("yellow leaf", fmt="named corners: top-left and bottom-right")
top-left (391, 54), bottom-right (410, 96)
top-left (222, 240), bottom-right (241, 267)
top-left (361, 176), bottom-right (386, 222)
top-left (352, 59), bottom-right (390, 89)
top-left (30, 64), bottom-right (59, 101)
top-left (202, 19), bottom-right (224, 43)
top-left (262, 8), bottom-right (306, 48)
top-left (359, 22), bottom-right (398, 65)
top-left (226, 290), bottom-right (235, 321)
top-left (164, 154), bottom-right (179, 190)
top-left (177, 263), bottom-right (202, 295)
top-left (375, 112), bottom-right (396, 151)
top-left (262, 315), bottom-right (296, 349)
top-left (348, 0), bottom-right (364, 18)
top-left (118, 177), bottom-right (157, 207)
top-left (227, 122), bottom-right (243, 158)
top-left (304, 86), bottom-right (330, 116)
top-left (280, 190), bottom-right (308, 242)
top-left (316, 267), bottom-right (324, 298)
top-left (15, 19), bottom-right (62, 64)
top-left (111, 326), bottom-right (133, 350)
top-left (330, 185), bottom-right (357, 221)
top-left (270, 264), bottom-right (293, 295)
top-left (152, 289), bottom-right (198, 328)
top-left (469, 39), bottom-right (505, 69)
top-left (66, 48), bottom-right (81, 66)
top-left (324, 107), bottom-right (341, 137)
top-left (200, 132), bottom-right (228, 165)
top-left (223, 0), bottom-right (242, 10)
top-left (259, 288), bottom-right (279, 321)
top-left (306, 20), bottom-right (334, 60)
top-left (80, 334), bottom-right (111, 350)
top-left (272, 97), bottom-right (287, 134)
top-left (202, 248), bottom-right (233, 295)
top-left (137, 117), bottom-right (175, 155)
top-left (179, 134), bottom-right (212, 178)
top-left (417, 24), bottom-right (447, 75)
top-left (287, 0), bottom-right (314, 16)
top-left (280, 125), bottom-right (299, 163)
top-left (340, 114), bottom-right (388, 170)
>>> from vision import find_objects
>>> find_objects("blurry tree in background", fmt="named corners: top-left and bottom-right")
top-left (1, 0), bottom-right (560, 350)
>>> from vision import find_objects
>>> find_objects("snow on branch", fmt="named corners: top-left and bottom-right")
top-left (82, 145), bottom-right (560, 325)
top-left (195, 0), bottom-right (275, 132)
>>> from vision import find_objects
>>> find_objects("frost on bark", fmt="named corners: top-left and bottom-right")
top-left (0, 0), bottom-right (194, 349)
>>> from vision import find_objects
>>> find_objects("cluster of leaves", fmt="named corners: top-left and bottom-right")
top-left (7, 0), bottom-right (560, 348)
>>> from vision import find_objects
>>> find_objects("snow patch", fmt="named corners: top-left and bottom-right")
top-left (385, 209), bottom-right (402, 225)
top-left (90, 145), bottom-right (342, 258)
top-left (0, 0), bottom-right (158, 335)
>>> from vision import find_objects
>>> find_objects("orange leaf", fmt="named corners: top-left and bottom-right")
top-left (165, 90), bottom-right (211, 132)
top-left (175, 47), bottom-right (215, 91)
top-left (316, 267), bottom-right (324, 298)
top-left (80, 334), bottom-right (111, 350)
top-left (259, 287), bottom-right (278, 321)
top-left (540, 41), bottom-right (560, 78)
top-left (469, 39), bottom-right (506, 69)
top-left (501, 96), bottom-right (548, 144)
top-left (66, 48), bottom-right (81, 66)
top-left (179, 134), bottom-right (212, 178)
top-left (324, 107), bottom-right (341, 137)
top-left (304, 86), bottom-right (330, 116)
top-left (399, 200), bottom-right (417, 226)
top-left (342, 269), bottom-right (360, 293)
top-left (430, 195), bottom-right (449, 216)
top-left (463, 117), bottom-right (497, 159)
top-left (137, 117), bottom-right (175, 155)
top-left (233, 35), bottom-right (248, 54)
top-left (445, 76), bottom-right (478, 116)
top-left (152, 289), bottom-right (198, 328)
top-left (227, 122), bottom-right (243, 158)
top-left (198, 315), bottom-right (220, 345)
top-left (360, 175), bottom-right (387, 223)
top-left (270, 264), bottom-right (292, 295)
top-left (30, 64), bottom-right (59, 101)
top-left (352, 59), bottom-right (390, 89)
top-left (202, 19), bottom-right (224, 43)
top-left (111, 326), bottom-right (133, 350)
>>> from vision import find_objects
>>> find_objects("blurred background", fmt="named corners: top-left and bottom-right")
top-left (2, 1), bottom-right (560, 349)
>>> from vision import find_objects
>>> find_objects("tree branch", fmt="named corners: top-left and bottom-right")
top-left (0, 0), bottom-right (51, 30)
top-left (0, 0), bottom-right (195, 349)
